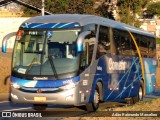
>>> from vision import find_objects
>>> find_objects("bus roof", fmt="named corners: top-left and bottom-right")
top-left (23, 14), bottom-right (155, 38)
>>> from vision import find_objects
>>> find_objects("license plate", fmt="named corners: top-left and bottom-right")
top-left (34, 97), bottom-right (46, 102)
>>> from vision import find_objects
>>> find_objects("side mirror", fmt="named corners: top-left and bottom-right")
top-left (77, 31), bottom-right (91, 52)
top-left (2, 32), bottom-right (17, 53)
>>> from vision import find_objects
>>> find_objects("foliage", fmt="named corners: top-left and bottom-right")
top-left (21, 0), bottom-right (42, 17)
top-left (117, 0), bottom-right (150, 27)
top-left (21, 0), bottom-right (97, 16)
top-left (21, 0), bottom-right (151, 28)
top-left (146, 2), bottom-right (160, 18)
top-left (21, 8), bottom-right (41, 17)
top-left (95, 2), bottom-right (114, 19)
top-left (157, 38), bottom-right (160, 44)
top-left (66, 0), bottom-right (95, 14)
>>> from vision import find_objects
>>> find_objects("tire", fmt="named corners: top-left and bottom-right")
top-left (33, 104), bottom-right (47, 111)
top-left (126, 97), bottom-right (134, 105)
top-left (86, 85), bottom-right (100, 112)
top-left (133, 85), bottom-right (143, 104)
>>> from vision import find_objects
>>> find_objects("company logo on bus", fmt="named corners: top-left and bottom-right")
top-left (37, 89), bottom-right (42, 93)
top-left (33, 77), bottom-right (48, 80)
top-left (108, 58), bottom-right (126, 71)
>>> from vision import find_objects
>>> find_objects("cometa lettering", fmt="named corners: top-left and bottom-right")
top-left (108, 58), bottom-right (126, 71)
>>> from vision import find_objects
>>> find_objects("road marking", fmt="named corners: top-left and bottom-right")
top-left (0, 101), bottom-right (9, 104)
top-left (3, 107), bottom-right (32, 111)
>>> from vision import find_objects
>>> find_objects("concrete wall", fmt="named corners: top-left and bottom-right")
top-left (0, 17), bottom-right (29, 49)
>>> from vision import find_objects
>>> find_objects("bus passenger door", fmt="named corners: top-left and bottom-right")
top-left (80, 37), bottom-right (95, 70)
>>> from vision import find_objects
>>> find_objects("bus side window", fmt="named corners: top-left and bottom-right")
top-left (120, 34), bottom-right (132, 56)
top-left (113, 30), bottom-right (132, 56)
top-left (113, 29), bottom-right (120, 55)
top-left (131, 41), bottom-right (137, 56)
top-left (131, 34), bottom-right (139, 57)
top-left (148, 37), bottom-right (156, 57)
top-left (139, 36), bottom-right (148, 57)
top-left (97, 26), bottom-right (110, 59)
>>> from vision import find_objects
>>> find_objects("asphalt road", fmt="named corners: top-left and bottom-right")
top-left (0, 101), bottom-right (128, 118)
top-left (0, 91), bottom-right (160, 118)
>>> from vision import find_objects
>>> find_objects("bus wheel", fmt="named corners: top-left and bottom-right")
top-left (133, 85), bottom-right (143, 104)
top-left (86, 85), bottom-right (100, 112)
top-left (33, 104), bottom-right (47, 111)
top-left (126, 97), bottom-right (134, 105)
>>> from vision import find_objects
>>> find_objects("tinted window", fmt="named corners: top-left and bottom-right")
top-left (97, 26), bottom-right (110, 58)
top-left (148, 37), bottom-right (156, 57)
top-left (133, 34), bottom-right (156, 58)
top-left (113, 29), bottom-right (132, 56)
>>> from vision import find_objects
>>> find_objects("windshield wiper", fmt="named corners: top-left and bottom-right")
top-left (48, 55), bottom-right (59, 79)
top-left (25, 57), bottom-right (36, 75)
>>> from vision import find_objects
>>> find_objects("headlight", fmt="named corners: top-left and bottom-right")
top-left (60, 83), bottom-right (76, 90)
top-left (11, 83), bottom-right (20, 89)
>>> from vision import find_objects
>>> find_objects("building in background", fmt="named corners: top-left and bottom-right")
top-left (0, 2), bottom-right (20, 10)
top-left (140, 18), bottom-right (160, 38)
top-left (0, 2), bottom-right (23, 17)
top-left (0, 17), bottom-right (29, 50)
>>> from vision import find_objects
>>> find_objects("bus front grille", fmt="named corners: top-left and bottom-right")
top-left (19, 87), bottom-right (63, 93)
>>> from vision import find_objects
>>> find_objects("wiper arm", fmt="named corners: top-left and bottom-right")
top-left (25, 57), bottom-right (36, 75)
top-left (48, 55), bottom-right (59, 79)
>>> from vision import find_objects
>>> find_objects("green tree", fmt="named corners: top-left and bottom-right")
top-left (21, 0), bottom-right (151, 28)
top-left (21, 0), bottom-right (42, 17)
top-left (95, 2), bottom-right (114, 19)
top-left (157, 38), bottom-right (160, 44)
top-left (66, 0), bottom-right (96, 14)
top-left (21, 0), bottom-right (96, 16)
top-left (118, 0), bottom-right (150, 27)
top-left (146, 2), bottom-right (160, 18)
top-left (44, 0), bottom-right (68, 14)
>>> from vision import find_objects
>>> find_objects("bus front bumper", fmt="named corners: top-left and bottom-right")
top-left (10, 86), bottom-right (81, 106)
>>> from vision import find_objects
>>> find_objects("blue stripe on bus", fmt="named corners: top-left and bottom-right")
top-left (89, 55), bottom-right (143, 103)
top-left (105, 57), bottom-right (141, 100)
top-left (20, 22), bottom-right (80, 29)
top-left (89, 55), bottom-right (156, 102)
top-left (114, 74), bottom-right (142, 100)
top-left (11, 76), bottom-right (80, 88)
top-left (118, 67), bottom-right (132, 99)
top-left (115, 58), bottom-right (140, 99)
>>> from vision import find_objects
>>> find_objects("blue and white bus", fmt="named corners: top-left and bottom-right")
top-left (2, 14), bottom-right (156, 111)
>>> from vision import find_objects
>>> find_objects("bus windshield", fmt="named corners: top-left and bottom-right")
top-left (12, 29), bottom-right (81, 79)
